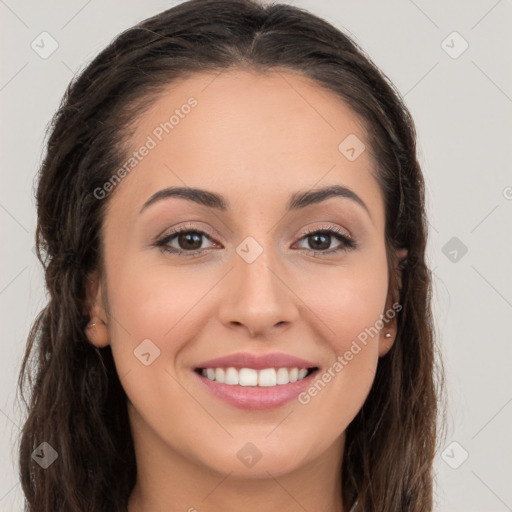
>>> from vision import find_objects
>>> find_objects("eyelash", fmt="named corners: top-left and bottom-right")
top-left (154, 224), bottom-right (357, 257)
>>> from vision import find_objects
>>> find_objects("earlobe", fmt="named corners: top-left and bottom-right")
top-left (378, 296), bottom-right (398, 357)
top-left (378, 330), bottom-right (395, 357)
top-left (85, 318), bottom-right (110, 348)
top-left (379, 248), bottom-right (407, 357)
top-left (84, 271), bottom-right (110, 348)
top-left (397, 248), bottom-right (408, 261)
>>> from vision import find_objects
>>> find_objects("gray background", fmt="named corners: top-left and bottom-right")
top-left (1, 0), bottom-right (511, 510)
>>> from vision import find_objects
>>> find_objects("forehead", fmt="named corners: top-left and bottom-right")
top-left (108, 68), bottom-right (384, 225)
top-left (131, 67), bottom-right (367, 159)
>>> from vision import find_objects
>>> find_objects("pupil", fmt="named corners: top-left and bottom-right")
top-left (180, 232), bottom-right (202, 250)
top-left (310, 234), bottom-right (329, 250)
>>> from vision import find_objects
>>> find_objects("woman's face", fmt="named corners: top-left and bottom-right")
top-left (87, 69), bottom-right (399, 479)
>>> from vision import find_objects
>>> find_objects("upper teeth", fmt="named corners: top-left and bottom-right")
top-left (201, 367), bottom-right (310, 386)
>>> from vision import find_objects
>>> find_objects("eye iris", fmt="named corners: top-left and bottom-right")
top-left (309, 233), bottom-right (330, 250)
top-left (179, 232), bottom-right (202, 250)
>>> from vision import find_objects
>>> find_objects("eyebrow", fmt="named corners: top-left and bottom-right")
top-left (139, 184), bottom-right (372, 220)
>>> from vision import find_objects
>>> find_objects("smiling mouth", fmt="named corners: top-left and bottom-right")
top-left (194, 366), bottom-right (319, 387)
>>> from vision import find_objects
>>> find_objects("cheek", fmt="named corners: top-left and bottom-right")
top-left (106, 259), bottom-right (209, 349)
top-left (293, 271), bottom-right (388, 440)
top-left (104, 254), bottom-right (231, 393)
top-left (326, 279), bottom-right (388, 352)
top-left (301, 256), bottom-right (389, 351)
top-left (104, 261), bottom-right (206, 424)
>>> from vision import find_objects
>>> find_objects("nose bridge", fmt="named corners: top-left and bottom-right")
top-left (236, 237), bottom-right (279, 303)
top-left (218, 234), bottom-right (298, 336)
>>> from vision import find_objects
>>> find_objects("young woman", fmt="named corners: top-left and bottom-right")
top-left (17, 0), bottom-right (444, 510)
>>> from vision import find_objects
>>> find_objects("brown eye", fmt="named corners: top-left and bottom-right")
top-left (155, 228), bottom-right (217, 255)
top-left (175, 231), bottom-right (203, 251)
top-left (295, 227), bottom-right (356, 255)
top-left (306, 232), bottom-right (331, 251)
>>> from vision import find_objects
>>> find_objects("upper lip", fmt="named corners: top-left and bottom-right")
top-left (194, 352), bottom-right (319, 370)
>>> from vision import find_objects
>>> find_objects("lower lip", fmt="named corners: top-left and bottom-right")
top-left (194, 369), bottom-right (318, 410)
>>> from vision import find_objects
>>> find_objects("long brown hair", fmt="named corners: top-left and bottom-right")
top-left (17, 0), bottom-right (445, 510)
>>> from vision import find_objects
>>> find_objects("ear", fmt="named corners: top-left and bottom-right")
top-left (378, 248), bottom-right (408, 357)
top-left (84, 270), bottom-right (110, 348)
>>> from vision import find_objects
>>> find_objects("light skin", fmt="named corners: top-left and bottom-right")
top-left (85, 68), bottom-right (406, 512)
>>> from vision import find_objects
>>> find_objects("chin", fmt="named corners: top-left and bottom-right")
top-left (192, 437), bottom-right (313, 479)
top-left (210, 453), bottom-right (306, 479)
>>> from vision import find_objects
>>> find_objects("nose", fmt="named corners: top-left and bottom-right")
top-left (218, 249), bottom-right (299, 338)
